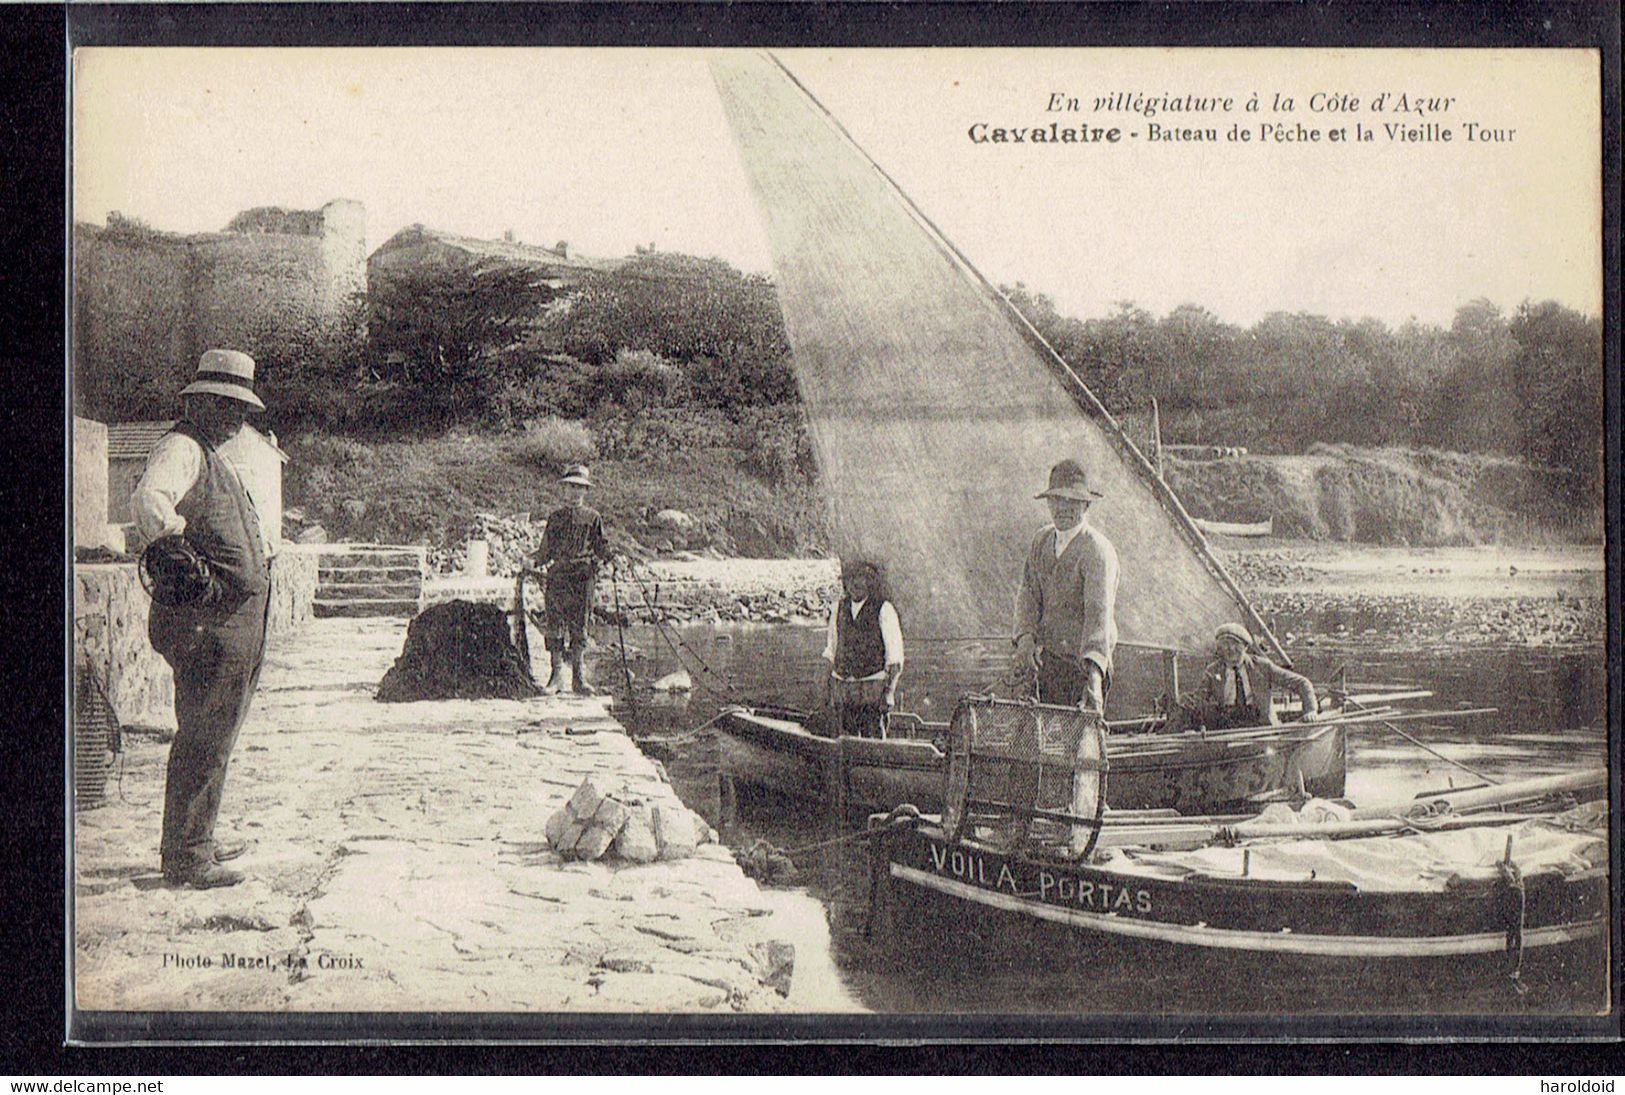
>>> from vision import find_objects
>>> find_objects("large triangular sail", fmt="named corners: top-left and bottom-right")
top-left (709, 52), bottom-right (1284, 660)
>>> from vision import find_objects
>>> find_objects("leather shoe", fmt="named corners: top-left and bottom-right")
top-left (213, 840), bottom-right (249, 863)
top-left (164, 864), bottom-right (245, 889)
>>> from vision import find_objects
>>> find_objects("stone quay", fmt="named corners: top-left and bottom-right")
top-left (73, 616), bottom-right (854, 1015)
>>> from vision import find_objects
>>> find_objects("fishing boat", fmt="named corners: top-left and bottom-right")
top-left (707, 53), bottom-right (1361, 822)
top-left (716, 700), bottom-right (1349, 822)
top-left (870, 704), bottom-right (1609, 971)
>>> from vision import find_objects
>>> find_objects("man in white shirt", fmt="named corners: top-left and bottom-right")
top-left (130, 349), bottom-right (272, 889)
top-left (819, 559), bottom-right (904, 738)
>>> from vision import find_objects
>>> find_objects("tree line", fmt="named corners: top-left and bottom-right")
top-left (79, 248), bottom-right (1603, 499)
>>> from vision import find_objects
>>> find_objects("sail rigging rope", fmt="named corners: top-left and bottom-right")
top-left (618, 559), bottom-right (752, 706)
top-left (1348, 697), bottom-right (1499, 786)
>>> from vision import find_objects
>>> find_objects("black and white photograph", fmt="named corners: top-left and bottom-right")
top-left (66, 36), bottom-right (1613, 1038)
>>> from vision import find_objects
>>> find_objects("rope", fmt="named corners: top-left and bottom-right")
top-left (618, 560), bottom-right (751, 705)
top-left (608, 562), bottom-right (637, 705)
top-left (737, 804), bottom-right (923, 885)
top-left (1498, 844), bottom-right (1528, 994)
top-left (1348, 698), bottom-right (1500, 786)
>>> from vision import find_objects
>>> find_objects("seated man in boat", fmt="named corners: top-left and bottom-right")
top-left (1011, 459), bottom-right (1119, 713)
top-left (819, 559), bottom-right (904, 738)
top-left (1196, 622), bottom-right (1319, 730)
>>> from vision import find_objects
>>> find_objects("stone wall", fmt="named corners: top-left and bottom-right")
top-left (73, 547), bottom-right (320, 729)
top-left (73, 201), bottom-right (365, 420)
top-left (74, 417), bottom-right (111, 548)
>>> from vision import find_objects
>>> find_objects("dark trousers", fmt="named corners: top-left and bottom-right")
top-left (1036, 650), bottom-right (1107, 711)
top-left (543, 573), bottom-right (593, 654)
top-left (158, 591), bottom-right (269, 874)
top-left (832, 676), bottom-right (888, 739)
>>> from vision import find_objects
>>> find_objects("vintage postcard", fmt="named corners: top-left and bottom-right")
top-left (68, 39), bottom-right (1613, 1039)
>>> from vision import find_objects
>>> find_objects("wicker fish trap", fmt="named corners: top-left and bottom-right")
top-left (943, 696), bottom-right (1106, 858)
top-left (74, 661), bottom-right (123, 810)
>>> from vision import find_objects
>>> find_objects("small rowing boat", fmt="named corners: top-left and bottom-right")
top-left (717, 701), bottom-right (1348, 823)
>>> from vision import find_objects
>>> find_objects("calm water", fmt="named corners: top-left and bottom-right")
top-left (607, 620), bottom-right (1610, 1018)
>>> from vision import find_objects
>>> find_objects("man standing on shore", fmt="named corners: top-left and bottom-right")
top-left (131, 349), bottom-right (274, 889)
top-left (1011, 459), bottom-right (1119, 712)
top-left (534, 464), bottom-right (612, 695)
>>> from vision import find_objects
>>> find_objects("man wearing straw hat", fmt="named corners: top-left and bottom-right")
top-left (131, 349), bottom-right (274, 889)
top-left (533, 464), bottom-right (612, 695)
top-left (1011, 458), bottom-right (1119, 712)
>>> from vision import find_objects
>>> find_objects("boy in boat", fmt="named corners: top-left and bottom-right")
top-left (1195, 622), bottom-right (1319, 730)
top-left (1012, 459), bottom-right (1119, 712)
top-left (533, 464), bottom-right (613, 695)
top-left (820, 559), bottom-right (904, 738)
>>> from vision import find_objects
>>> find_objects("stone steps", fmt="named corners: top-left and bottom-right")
top-left (312, 598), bottom-right (425, 618)
top-left (318, 581), bottom-right (424, 601)
top-left (317, 564), bottom-right (425, 582)
top-left (313, 545), bottom-right (426, 619)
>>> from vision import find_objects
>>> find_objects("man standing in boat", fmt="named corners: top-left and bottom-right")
top-left (1196, 622), bottom-right (1319, 730)
top-left (533, 464), bottom-right (613, 695)
top-left (1012, 459), bottom-right (1119, 712)
top-left (820, 559), bottom-right (904, 738)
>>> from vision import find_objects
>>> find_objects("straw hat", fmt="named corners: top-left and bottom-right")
top-left (559, 464), bottom-right (593, 488)
top-left (1214, 622), bottom-right (1253, 646)
top-left (180, 349), bottom-right (264, 411)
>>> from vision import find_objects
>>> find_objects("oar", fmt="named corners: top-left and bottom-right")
top-left (1347, 698), bottom-right (1500, 786)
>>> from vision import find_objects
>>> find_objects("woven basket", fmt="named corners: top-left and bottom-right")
top-left (74, 661), bottom-right (122, 810)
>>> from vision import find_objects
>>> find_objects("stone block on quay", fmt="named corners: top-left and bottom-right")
top-left (573, 823), bottom-right (617, 861)
top-left (653, 804), bottom-right (701, 861)
top-left (590, 794), bottom-right (631, 834)
top-left (553, 817), bottom-right (588, 857)
top-left (750, 940), bottom-right (797, 999)
top-left (544, 806), bottom-right (570, 849)
top-left (613, 803), bottom-right (659, 864)
top-left (566, 778), bottom-right (604, 820)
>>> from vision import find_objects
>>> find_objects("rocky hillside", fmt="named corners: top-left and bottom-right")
top-left (1166, 444), bottom-right (1601, 546)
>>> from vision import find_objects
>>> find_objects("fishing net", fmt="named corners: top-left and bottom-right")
top-left (710, 53), bottom-right (1281, 659)
top-left (74, 660), bottom-right (123, 809)
top-left (376, 600), bottom-right (539, 703)
top-left (943, 696), bottom-right (1106, 858)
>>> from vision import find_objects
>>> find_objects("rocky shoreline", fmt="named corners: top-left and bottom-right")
top-left (574, 544), bottom-right (1607, 648)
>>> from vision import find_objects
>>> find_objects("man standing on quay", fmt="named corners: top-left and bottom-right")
top-left (1011, 458), bottom-right (1120, 712)
top-left (533, 464), bottom-right (612, 695)
top-left (131, 349), bottom-right (274, 889)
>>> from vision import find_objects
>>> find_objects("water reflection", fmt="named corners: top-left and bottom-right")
top-left (612, 621), bottom-right (1609, 1016)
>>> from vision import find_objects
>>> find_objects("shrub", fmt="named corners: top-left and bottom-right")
top-left (516, 416), bottom-right (598, 472)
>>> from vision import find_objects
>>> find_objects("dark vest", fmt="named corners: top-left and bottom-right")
top-left (149, 422), bottom-right (270, 652)
top-left (834, 597), bottom-right (887, 679)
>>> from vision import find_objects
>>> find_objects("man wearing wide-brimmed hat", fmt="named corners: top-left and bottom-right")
top-left (533, 464), bottom-right (612, 694)
top-left (1011, 458), bottom-right (1119, 711)
top-left (130, 349), bottom-right (274, 889)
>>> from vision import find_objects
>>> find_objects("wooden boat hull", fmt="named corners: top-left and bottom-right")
top-left (876, 821), bottom-right (1608, 962)
top-left (717, 708), bottom-right (1346, 819)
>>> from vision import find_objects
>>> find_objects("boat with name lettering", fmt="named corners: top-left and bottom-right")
top-left (708, 53), bottom-right (1362, 826)
top-left (868, 700), bottom-right (1608, 970)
